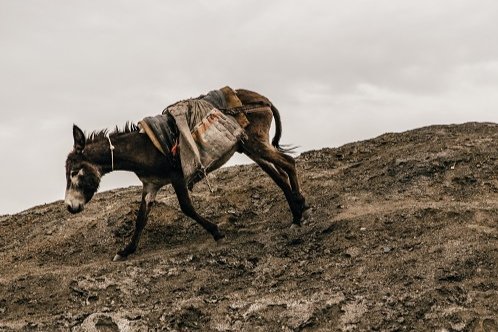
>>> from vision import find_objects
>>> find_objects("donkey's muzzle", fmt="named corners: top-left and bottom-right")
top-left (67, 204), bottom-right (83, 214)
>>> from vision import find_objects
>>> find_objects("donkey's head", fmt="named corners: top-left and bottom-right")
top-left (64, 125), bottom-right (102, 214)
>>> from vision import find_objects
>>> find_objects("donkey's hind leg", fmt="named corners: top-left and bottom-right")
top-left (246, 154), bottom-right (302, 222)
top-left (273, 161), bottom-right (310, 222)
top-left (171, 173), bottom-right (225, 241)
top-left (270, 149), bottom-right (302, 194)
top-left (264, 149), bottom-right (310, 221)
top-left (244, 144), bottom-right (309, 225)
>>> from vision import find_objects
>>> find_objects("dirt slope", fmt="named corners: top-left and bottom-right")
top-left (0, 122), bottom-right (497, 331)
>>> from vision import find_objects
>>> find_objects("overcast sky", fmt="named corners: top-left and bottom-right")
top-left (1, 0), bottom-right (497, 214)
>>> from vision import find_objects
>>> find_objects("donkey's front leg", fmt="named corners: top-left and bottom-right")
top-left (171, 175), bottom-right (225, 241)
top-left (113, 184), bottom-right (159, 261)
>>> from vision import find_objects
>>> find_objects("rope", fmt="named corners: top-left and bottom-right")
top-left (106, 133), bottom-right (115, 171)
top-left (219, 103), bottom-right (271, 116)
top-left (202, 167), bottom-right (214, 193)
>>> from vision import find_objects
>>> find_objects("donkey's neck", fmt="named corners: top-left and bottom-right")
top-left (84, 132), bottom-right (164, 176)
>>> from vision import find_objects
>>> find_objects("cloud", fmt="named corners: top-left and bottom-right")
top-left (1, 0), bottom-right (498, 213)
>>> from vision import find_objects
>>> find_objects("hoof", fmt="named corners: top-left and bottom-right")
top-left (214, 232), bottom-right (226, 242)
top-left (216, 237), bottom-right (226, 246)
top-left (112, 254), bottom-right (127, 262)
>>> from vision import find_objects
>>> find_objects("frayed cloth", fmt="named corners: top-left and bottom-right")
top-left (140, 86), bottom-right (249, 186)
top-left (167, 99), bottom-right (214, 182)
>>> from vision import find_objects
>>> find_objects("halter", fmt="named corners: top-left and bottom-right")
top-left (106, 133), bottom-right (115, 171)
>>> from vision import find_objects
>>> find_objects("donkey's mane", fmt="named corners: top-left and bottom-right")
top-left (86, 122), bottom-right (140, 143)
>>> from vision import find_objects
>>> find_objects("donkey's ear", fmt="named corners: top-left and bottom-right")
top-left (73, 125), bottom-right (86, 153)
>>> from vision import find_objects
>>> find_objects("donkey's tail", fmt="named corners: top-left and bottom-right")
top-left (270, 103), bottom-right (296, 153)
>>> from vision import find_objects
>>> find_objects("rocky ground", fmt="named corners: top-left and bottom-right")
top-left (0, 122), bottom-right (497, 331)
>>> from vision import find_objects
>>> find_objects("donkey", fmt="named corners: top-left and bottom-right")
top-left (64, 89), bottom-right (309, 261)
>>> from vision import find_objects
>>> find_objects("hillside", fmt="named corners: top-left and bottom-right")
top-left (0, 122), bottom-right (497, 331)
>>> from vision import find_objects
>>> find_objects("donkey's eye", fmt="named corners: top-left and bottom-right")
top-left (71, 170), bottom-right (79, 177)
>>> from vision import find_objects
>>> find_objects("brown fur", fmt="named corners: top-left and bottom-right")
top-left (65, 89), bottom-right (309, 260)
